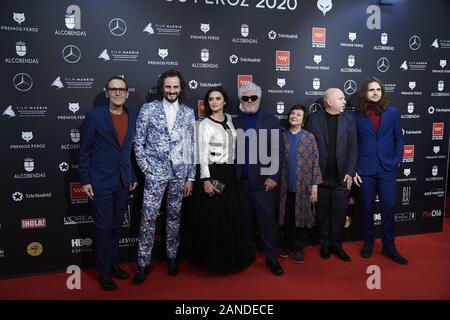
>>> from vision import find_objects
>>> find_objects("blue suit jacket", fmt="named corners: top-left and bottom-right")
top-left (233, 109), bottom-right (284, 191)
top-left (308, 109), bottom-right (358, 182)
top-left (352, 106), bottom-right (404, 175)
top-left (79, 105), bottom-right (137, 189)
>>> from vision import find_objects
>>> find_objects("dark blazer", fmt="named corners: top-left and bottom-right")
top-left (79, 105), bottom-right (137, 189)
top-left (233, 109), bottom-right (285, 191)
top-left (308, 109), bottom-right (357, 182)
top-left (352, 106), bottom-right (404, 175)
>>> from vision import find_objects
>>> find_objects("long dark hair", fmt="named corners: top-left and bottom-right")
top-left (155, 69), bottom-right (186, 101)
top-left (204, 86), bottom-right (228, 116)
top-left (356, 77), bottom-right (389, 116)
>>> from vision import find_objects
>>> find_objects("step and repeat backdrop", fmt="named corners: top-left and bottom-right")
top-left (1, 0), bottom-right (449, 277)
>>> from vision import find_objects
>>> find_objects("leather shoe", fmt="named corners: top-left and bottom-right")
top-left (167, 258), bottom-right (179, 276)
top-left (382, 248), bottom-right (408, 265)
top-left (278, 248), bottom-right (290, 258)
top-left (292, 250), bottom-right (304, 264)
top-left (330, 247), bottom-right (351, 262)
top-left (111, 265), bottom-right (129, 280)
top-left (360, 243), bottom-right (373, 258)
top-left (265, 260), bottom-right (284, 276)
top-left (98, 274), bottom-right (117, 291)
top-left (132, 266), bottom-right (149, 285)
top-left (319, 246), bottom-right (330, 259)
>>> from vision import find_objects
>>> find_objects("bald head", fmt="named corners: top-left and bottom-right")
top-left (323, 88), bottom-right (346, 115)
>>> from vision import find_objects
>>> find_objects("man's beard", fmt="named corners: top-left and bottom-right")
top-left (164, 93), bottom-right (179, 103)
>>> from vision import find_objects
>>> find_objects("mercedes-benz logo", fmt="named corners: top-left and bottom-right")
top-left (309, 103), bottom-right (322, 114)
top-left (409, 35), bottom-right (421, 50)
top-left (62, 45), bottom-right (81, 63)
top-left (344, 80), bottom-right (357, 95)
top-left (109, 18), bottom-right (127, 36)
top-left (377, 57), bottom-right (390, 72)
top-left (13, 73), bottom-right (33, 92)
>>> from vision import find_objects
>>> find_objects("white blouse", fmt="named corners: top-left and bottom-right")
top-left (198, 113), bottom-right (236, 179)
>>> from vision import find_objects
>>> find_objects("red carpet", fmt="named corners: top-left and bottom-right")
top-left (1, 218), bottom-right (449, 300)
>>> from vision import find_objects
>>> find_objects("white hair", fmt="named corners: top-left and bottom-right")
top-left (238, 82), bottom-right (262, 99)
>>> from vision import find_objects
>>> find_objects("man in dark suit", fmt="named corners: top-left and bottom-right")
top-left (233, 82), bottom-right (285, 276)
top-left (79, 76), bottom-right (138, 291)
top-left (353, 77), bottom-right (407, 265)
top-left (309, 88), bottom-right (357, 262)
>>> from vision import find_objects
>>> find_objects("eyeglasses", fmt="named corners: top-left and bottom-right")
top-left (241, 95), bottom-right (259, 102)
top-left (108, 88), bottom-right (128, 95)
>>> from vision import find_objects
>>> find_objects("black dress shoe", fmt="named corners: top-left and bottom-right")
top-left (319, 246), bottom-right (330, 259)
top-left (292, 250), bottom-right (304, 264)
top-left (132, 266), bottom-right (149, 285)
top-left (265, 260), bottom-right (284, 276)
top-left (331, 247), bottom-right (351, 262)
top-left (98, 274), bottom-right (117, 291)
top-left (278, 248), bottom-right (290, 258)
top-left (382, 248), bottom-right (408, 265)
top-left (111, 265), bottom-right (129, 280)
top-left (360, 243), bottom-right (374, 259)
top-left (167, 258), bottom-right (179, 276)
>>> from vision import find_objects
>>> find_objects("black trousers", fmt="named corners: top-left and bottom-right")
top-left (280, 192), bottom-right (309, 252)
top-left (317, 178), bottom-right (349, 249)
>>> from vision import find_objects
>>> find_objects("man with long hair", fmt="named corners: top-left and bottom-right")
top-left (133, 70), bottom-right (195, 284)
top-left (353, 77), bottom-right (408, 265)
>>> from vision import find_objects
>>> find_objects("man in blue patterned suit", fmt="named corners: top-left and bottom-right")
top-left (133, 70), bottom-right (195, 284)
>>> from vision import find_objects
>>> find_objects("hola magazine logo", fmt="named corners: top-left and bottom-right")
top-left (21, 218), bottom-right (46, 229)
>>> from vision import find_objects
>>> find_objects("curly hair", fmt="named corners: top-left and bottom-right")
top-left (155, 69), bottom-right (186, 102)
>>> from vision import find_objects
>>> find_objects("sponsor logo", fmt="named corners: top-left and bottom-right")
top-left (275, 51), bottom-right (290, 71)
top-left (422, 209), bottom-right (442, 218)
top-left (21, 218), bottom-right (46, 229)
top-left (409, 35), bottom-right (421, 50)
top-left (432, 123), bottom-right (444, 140)
top-left (237, 75), bottom-right (253, 91)
top-left (312, 27), bottom-right (326, 48)
top-left (403, 145), bottom-right (414, 163)
top-left (70, 182), bottom-right (88, 204)
top-left (27, 242), bottom-right (43, 256)
top-left (109, 18), bottom-right (127, 36)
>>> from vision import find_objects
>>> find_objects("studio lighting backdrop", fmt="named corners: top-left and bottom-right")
top-left (1, 0), bottom-right (449, 277)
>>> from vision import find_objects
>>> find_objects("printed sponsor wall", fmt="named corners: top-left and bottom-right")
top-left (1, 0), bottom-right (449, 277)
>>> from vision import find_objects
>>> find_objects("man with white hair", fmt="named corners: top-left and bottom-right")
top-left (233, 82), bottom-right (285, 276)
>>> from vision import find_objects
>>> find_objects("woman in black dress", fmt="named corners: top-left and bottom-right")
top-left (185, 86), bottom-right (250, 274)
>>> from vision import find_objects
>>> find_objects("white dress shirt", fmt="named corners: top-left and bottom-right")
top-left (163, 98), bottom-right (179, 133)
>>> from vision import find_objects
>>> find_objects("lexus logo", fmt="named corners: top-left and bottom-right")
top-left (409, 35), bottom-right (421, 50)
top-left (109, 18), bottom-right (127, 36)
top-left (344, 80), bottom-right (357, 95)
top-left (62, 45), bottom-right (81, 63)
top-left (13, 73), bottom-right (33, 92)
top-left (377, 57), bottom-right (390, 72)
